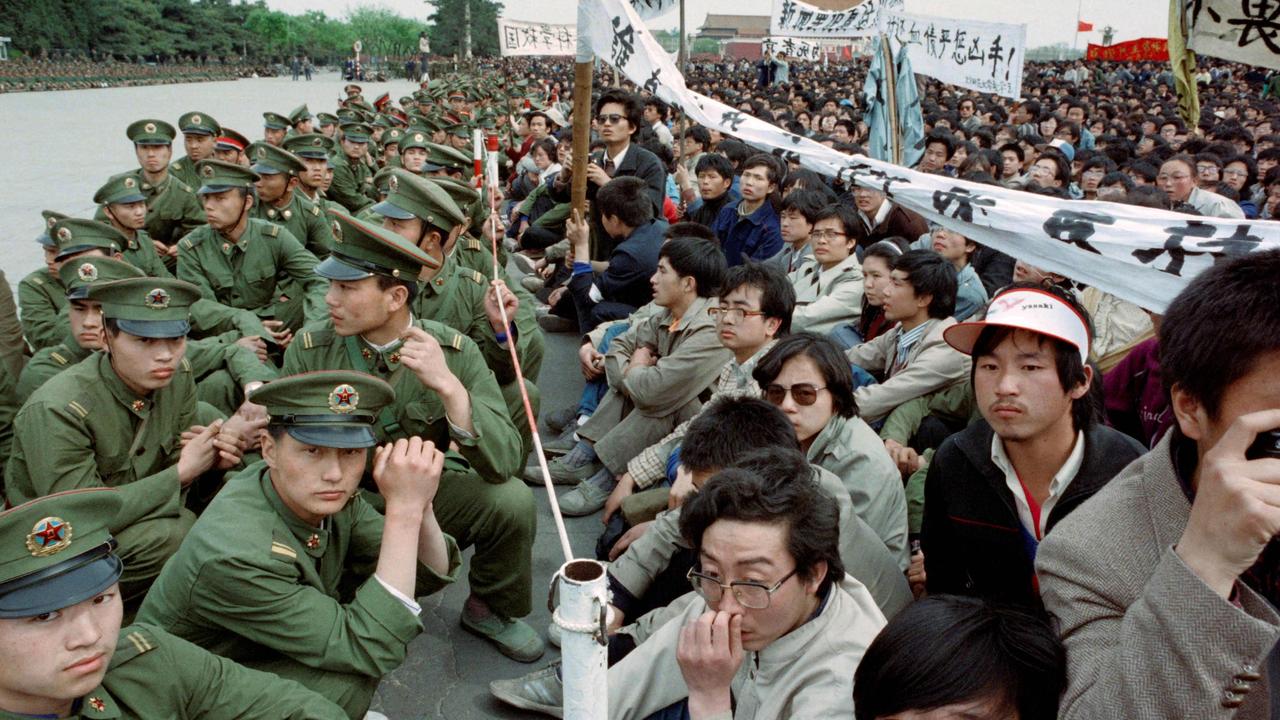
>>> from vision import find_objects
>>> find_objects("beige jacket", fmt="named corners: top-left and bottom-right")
top-left (846, 316), bottom-right (971, 422)
top-left (1037, 434), bottom-right (1280, 719)
top-left (608, 574), bottom-right (887, 720)
top-left (788, 254), bottom-right (864, 335)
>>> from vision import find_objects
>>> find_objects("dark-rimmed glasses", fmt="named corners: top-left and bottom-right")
top-left (687, 567), bottom-right (798, 609)
top-left (763, 383), bottom-right (827, 406)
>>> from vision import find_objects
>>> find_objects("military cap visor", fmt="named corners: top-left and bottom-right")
top-left (195, 160), bottom-right (261, 195)
top-left (250, 371), bottom-right (393, 449)
top-left (263, 112), bottom-right (291, 130)
top-left (0, 489), bottom-right (124, 619)
top-left (179, 111), bottom-right (220, 136)
top-left (128, 119), bottom-right (176, 146)
top-left (371, 199), bottom-right (416, 221)
top-left (93, 175), bottom-right (146, 206)
top-left (315, 254), bottom-right (377, 282)
top-left (89, 278), bottom-right (199, 339)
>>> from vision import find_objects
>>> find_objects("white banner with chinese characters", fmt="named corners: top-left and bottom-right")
top-left (583, 0), bottom-right (1280, 311)
top-left (1188, 0), bottom-right (1280, 70)
top-left (497, 18), bottom-right (577, 57)
top-left (630, 0), bottom-right (677, 20)
top-left (879, 10), bottom-right (1026, 99)
top-left (761, 36), bottom-right (828, 61)
top-left (769, 0), bottom-right (903, 38)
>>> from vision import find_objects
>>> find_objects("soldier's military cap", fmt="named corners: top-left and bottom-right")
top-left (36, 210), bottom-right (69, 248)
top-left (373, 168), bottom-right (467, 230)
top-left (195, 159), bottom-right (260, 195)
top-left (372, 115), bottom-right (395, 130)
top-left (336, 108), bottom-right (362, 123)
top-left (127, 119), bottom-right (176, 146)
top-left (263, 111), bottom-right (291, 130)
top-left (317, 208), bottom-right (440, 282)
top-left (92, 174), bottom-right (146, 206)
top-left (399, 129), bottom-right (435, 156)
top-left (0, 489), bottom-right (125, 618)
top-left (249, 370), bottom-right (395, 448)
top-left (344, 83), bottom-right (364, 98)
top-left (340, 122), bottom-right (373, 143)
top-left (87, 277), bottom-right (201, 338)
top-left (381, 127), bottom-right (405, 149)
top-left (50, 218), bottom-right (124, 261)
top-left (247, 142), bottom-right (305, 176)
top-left (445, 122), bottom-right (471, 139)
top-left (288, 104), bottom-right (313, 125)
top-left (349, 100), bottom-right (376, 115)
top-left (399, 95), bottom-right (414, 108)
top-left (283, 133), bottom-right (335, 159)
top-left (317, 112), bottom-right (340, 128)
top-left (215, 127), bottom-right (249, 153)
top-left (427, 175), bottom-right (487, 225)
top-left (426, 143), bottom-right (472, 174)
top-left (372, 167), bottom-right (396, 196)
top-left (178, 111), bottom-right (220, 136)
top-left (59, 256), bottom-right (144, 300)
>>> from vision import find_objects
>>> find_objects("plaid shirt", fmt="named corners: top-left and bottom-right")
top-left (626, 340), bottom-right (777, 488)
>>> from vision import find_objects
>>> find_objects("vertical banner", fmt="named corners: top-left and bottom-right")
top-left (879, 10), bottom-right (1026, 100)
top-left (761, 36), bottom-right (828, 61)
top-left (1188, 0), bottom-right (1280, 70)
top-left (498, 18), bottom-right (577, 57)
top-left (770, 0), bottom-right (903, 38)
top-left (630, 0), bottom-right (677, 20)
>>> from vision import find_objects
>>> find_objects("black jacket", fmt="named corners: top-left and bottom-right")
top-left (922, 419), bottom-right (1145, 608)
top-left (596, 219), bottom-right (668, 309)
top-left (550, 143), bottom-right (667, 259)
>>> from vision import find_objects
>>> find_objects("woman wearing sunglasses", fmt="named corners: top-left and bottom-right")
top-left (753, 333), bottom-right (909, 568)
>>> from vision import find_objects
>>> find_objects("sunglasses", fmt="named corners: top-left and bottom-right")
top-left (764, 383), bottom-right (828, 406)
top-left (596, 113), bottom-right (626, 125)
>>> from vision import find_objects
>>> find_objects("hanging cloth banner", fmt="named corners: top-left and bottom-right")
top-left (581, 0), bottom-right (1280, 312)
top-left (761, 36), bottom-right (828, 61)
top-left (498, 18), bottom-right (577, 57)
top-left (1085, 38), bottom-right (1169, 61)
top-left (630, 0), bottom-right (677, 20)
top-left (879, 10), bottom-right (1026, 100)
top-left (769, 0), bottom-right (903, 38)
top-left (1189, 0), bottom-right (1280, 70)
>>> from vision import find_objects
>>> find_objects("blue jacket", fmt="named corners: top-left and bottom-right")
top-left (711, 199), bottom-right (783, 266)
top-left (595, 219), bottom-right (668, 309)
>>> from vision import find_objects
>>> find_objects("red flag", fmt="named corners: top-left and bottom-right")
top-left (1078, 20), bottom-right (1094, 31)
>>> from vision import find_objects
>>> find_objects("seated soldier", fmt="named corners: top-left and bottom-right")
top-left (537, 238), bottom-right (732, 516)
top-left (137, 372), bottom-right (460, 717)
top-left (92, 174), bottom-right (172, 278)
top-left (99, 119), bottom-right (205, 259)
top-left (0, 489), bottom-right (348, 719)
top-left (558, 177), bottom-right (668, 333)
top-left (6, 276), bottom-right (249, 607)
top-left (177, 159), bottom-right (327, 344)
top-left (246, 142), bottom-right (335, 257)
top-left (16, 256), bottom-right (277, 419)
top-left (853, 595), bottom-right (1066, 720)
top-left (846, 249), bottom-right (972, 423)
top-left (282, 211), bottom-right (541, 663)
top-left (17, 210), bottom-right (70, 351)
top-left (605, 262), bottom-right (795, 516)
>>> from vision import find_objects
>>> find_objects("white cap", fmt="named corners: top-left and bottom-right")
top-left (943, 288), bottom-right (1091, 363)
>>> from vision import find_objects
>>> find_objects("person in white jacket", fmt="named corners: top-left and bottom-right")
top-left (789, 203), bottom-right (865, 335)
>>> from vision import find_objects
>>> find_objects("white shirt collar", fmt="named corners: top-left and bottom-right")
top-left (990, 430), bottom-right (1086, 539)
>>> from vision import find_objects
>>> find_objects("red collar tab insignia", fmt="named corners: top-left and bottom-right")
top-left (88, 697), bottom-right (106, 712)
top-left (328, 384), bottom-right (359, 414)
top-left (144, 288), bottom-right (170, 309)
top-left (131, 400), bottom-right (145, 413)
top-left (26, 517), bottom-right (73, 557)
top-left (306, 534), bottom-right (321, 550)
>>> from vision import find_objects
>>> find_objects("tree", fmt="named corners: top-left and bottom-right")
top-left (425, 0), bottom-right (501, 58)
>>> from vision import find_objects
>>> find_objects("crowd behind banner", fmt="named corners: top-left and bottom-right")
top-left (4, 5), bottom-right (1280, 719)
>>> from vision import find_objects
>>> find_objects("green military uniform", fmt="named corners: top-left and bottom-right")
top-left (103, 119), bottom-right (206, 251)
top-left (328, 123), bottom-right (378, 213)
top-left (92, 174), bottom-right (173, 278)
top-left (0, 489), bottom-right (347, 720)
top-left (178, 160), bottom-right (327, 333)
top-left (0, 362), bottom-right (15, 484)
top-left (246, 142), bottom-right (335, 256)
top-left (169, 111), bottom-right (221, 189)
top-left (18, 210), bottom-right (70, 351)
top-left (22, 216), bottom-right (128, 352)
top-left (280, 211), bottom-right (541, 662)
top-left (284, 133), bottom-right (338, 213)
top-left (5, 277), bottom-right (205, 604)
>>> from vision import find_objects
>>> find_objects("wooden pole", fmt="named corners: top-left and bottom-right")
top-left (571, 60), bottom-right (594, 219)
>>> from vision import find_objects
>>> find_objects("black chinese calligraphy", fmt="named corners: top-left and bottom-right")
top-left (932, 186), bottom-right (997, 223)
top-left (1042, 209), bottom-right (1114, 254)
top-left (611, 16), bottom-right (636, 68)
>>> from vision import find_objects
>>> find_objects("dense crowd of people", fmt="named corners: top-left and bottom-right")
top-left (0, 56), bottom-right (274, 93)
top-left (0, 49), bottom-right (1278, 720)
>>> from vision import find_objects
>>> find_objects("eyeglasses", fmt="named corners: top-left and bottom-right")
top-left (808, 229), bottom-right (846, 241)
top-left (1196, 164), bottom-right (1219, 172)
top-left (764, 383), bottom-right (827, 406)
top-left (1156, 174), bottom-right (1191, 181)
top-left (687, 567), bottom-right (798, 609)
top-left (1223, 168), bottom-right (1249, 177)
top-left (596, 113), bottom-right (625, 125)
top-left (708, 306), bottom-right (767, 322)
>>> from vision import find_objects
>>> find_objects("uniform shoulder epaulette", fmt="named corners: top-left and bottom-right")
top-left (417, 319), bottom-right (466, 352)
top-left (49, 350), bottom-right (69, 367)
top-left (264, 223), bottom-right (280, 238)
top-left (179, 228), bottom-right (207, 250)
top-left (171, 161), bottom-right (183, 172)
top-left (463, 236), bottom-right (484, 252)
top-left (110, 624), bottom-right (161, 669)
top-left (63, 398), bottom-right (91, 420)
top-left (308, 203), bottom-right (321, 217)
top-left (171, 176), bottom-right (196, 194)
top-left (463, 269), bottom-right (486, 286)
top-left (268, 526), bottom-right (299, 563)
top-left (27, 274), bottom-right (44, 286)
top-left (179, 358), bottom-right (192, 372)
top-left (296, 326), bottom-right (336, 351)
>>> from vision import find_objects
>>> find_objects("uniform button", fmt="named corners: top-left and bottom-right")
top-left (1239, 664), bottom-right (1261, 681)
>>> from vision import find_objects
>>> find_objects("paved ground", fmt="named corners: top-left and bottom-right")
top-left (372, 307), bottom-right (597, 719)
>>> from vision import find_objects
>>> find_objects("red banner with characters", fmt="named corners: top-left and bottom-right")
top-left (1086, 38), bottom-right (1169, 62)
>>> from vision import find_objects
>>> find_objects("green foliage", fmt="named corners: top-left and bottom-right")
top-left (426, 0), bottom-right (502, 58)
top-left (0, 0), bottom-right (431, 63)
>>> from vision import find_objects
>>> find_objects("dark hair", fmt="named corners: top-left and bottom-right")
top-left (779, 188), bottom-right (828, 224)
top-left (525, 110), bottom-right (552, 128)
top-left (925, 129), bottom-right (956, 158)
top-left (1033, 152), bottom-right (1071, 187)
top-left (753, 332), bottom-right (858, 418)
top-left (718, 261), bottom-right (796, 336)
top-left (813, 203), bottom-right (866, 247)
top-left (998, 142), bottom-right (1025, 163)
top-left (596, 176), bottom-right (654, 228)
top-left (595, 88), bottom-right (644, 138)
top-left (716, 139), bottom-right (753, 169)
top-left (853, 595), bottom-right (1066, 720)
top-left (695, 152), bottom-right (735, 181)
top-left (680, 458), bottom-right (843, 598)
top-left (374, 274), bottom-right (419, 304)
top-left (1128, 160), bottom-right (1159, 183)
top-left (529, 137), bottom-right (558, 161)
top-left (780, 168), bottom-right (834, 199)
top-left (665, 221), bottom-right (717, 243)
top-left (685, 125), bottom-right (712, 151)
top-left (681, 397), bottom-right (799, 473)
top-left (741, 153), bottom-right (784, 186)
top-left (643, 96), bottom-right (668, 121)
top-left (1160, 248), bottom-right (1280, 420)
top-left (893, 249), bottom-right (957, 319)
top-left (970, 282), bottom-right (1097, 431)
top-left (1099, 171), bottom-right (1135, 191)
top-left (660, 236), bottom-right (726, 298)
